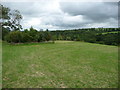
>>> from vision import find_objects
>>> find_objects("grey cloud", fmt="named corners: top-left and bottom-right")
top-left (1, 1), bottom-right (118, 30)
top-left (59, 2), bottom-right (118, 22)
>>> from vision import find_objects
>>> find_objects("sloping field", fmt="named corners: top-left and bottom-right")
top-left (2, 41), bottom-right (118, 88)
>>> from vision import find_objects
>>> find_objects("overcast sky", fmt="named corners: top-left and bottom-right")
top-left (1, 0), bottom-right (119, 30)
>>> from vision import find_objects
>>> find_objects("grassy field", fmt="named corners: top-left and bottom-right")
top-left (101, 31), bottom-right (119, 34)
top-left (2, 41), bottom-right (118, 88)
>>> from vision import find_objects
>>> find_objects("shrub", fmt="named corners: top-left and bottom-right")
top-left (5, 31), bottom-right (22, 43)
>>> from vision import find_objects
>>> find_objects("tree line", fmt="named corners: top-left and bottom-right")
top-left (2, 27), bottom-right (53, 43)
top-left (2, 26), bottom-right (120, 46)
top-left (51, 28), bottom-right (120, 46)
top-left (1, 4), bottom-right (120, 46)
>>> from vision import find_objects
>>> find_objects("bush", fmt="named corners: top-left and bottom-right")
top-left (21, 32), bottom-right (32, 43)
top-left (5, 31), bottom-right (22, 43)
top-left (4, 30), bottom-right (54, 43)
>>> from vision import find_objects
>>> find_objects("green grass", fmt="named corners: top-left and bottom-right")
top-left (2, 41), bottom-right (118, 88)
top-left (101, 31), bottom-right (119, 34)
top-left (0, 40), bottom-right (2, 89)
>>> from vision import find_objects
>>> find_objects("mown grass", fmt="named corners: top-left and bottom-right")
top-left (2, 41), bottom-right (118, 88)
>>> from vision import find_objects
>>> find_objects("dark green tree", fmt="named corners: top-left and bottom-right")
top-left (0, 4), bottom-right (22, 31)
